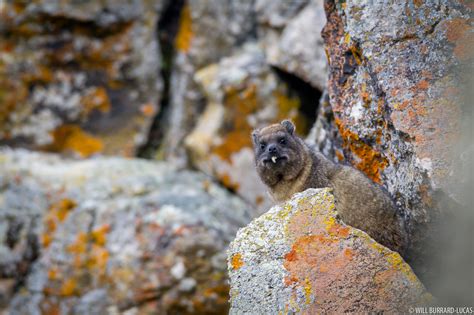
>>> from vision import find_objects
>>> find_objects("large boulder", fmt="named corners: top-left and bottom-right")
top-left (0, 0), bottom-right (162, 157)
top-left (185, 43), bottom-right (313, 213)
top-left (0, 149), bottom-right (251, 314)
top-left (314, 0), bottom-right (472, 279)
top-left (228, 188), bottom-right (431, 314)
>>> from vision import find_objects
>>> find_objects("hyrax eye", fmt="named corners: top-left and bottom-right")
top-left (260, 143), bottom-right (266, 149)
top-left (279, 138), bottom-right (286, 145)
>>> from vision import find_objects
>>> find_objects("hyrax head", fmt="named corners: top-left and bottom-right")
top-left (251, 120), bottom-right (305, 174)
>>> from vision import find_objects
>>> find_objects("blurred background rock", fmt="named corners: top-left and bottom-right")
top-left (0, 0), bottom-right (472, 314)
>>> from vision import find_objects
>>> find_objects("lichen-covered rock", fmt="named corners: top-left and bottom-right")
top-left (157, 0), bottom-right (257, 164)
top-left (228, 188), bottom-right (431, 314)
top-left (0, 1), bottom-right (162, 157)
top-left (314, 0), bottom-right (473, 279)
top-left (184, 43), bottom-right (312, 213)
top-left (0, 148), bottom-right (251, 314)
top-left (260, 0), bottom-right (328, 90)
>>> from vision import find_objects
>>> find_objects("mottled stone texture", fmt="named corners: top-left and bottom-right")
top-left (260, 0), bottom-right (328, 90)
top-left (158, 0), bottom-right (257, 165)
top-left (0, 149), bottom-right (251, 314)
top-left (228, 188), bottom-right (431, 314)
top-left (316, 0), bottom-right (472, 281)
top-left (0, 1), bottom-right (162, 157)
top-left (185, 43), bottom-right (312, 214)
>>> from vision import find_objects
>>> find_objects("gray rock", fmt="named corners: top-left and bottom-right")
top-left (264, 0), bottom-right (328, 90)
top-left (0, 148), bottom-right (252, 314)
top-left (185, 43), bottom-right (313, 214)
top-left (0, 0), bottom-right (162, 156)
top-left (228, 188), bottom-right (431, 314)
top-left (317, 0), bottom-right (472, 283)
top-left (159, 0), bottom-right (257, 164)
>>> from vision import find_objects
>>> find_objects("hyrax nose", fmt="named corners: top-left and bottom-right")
top-left (268, 144), bottom-right (277, 153)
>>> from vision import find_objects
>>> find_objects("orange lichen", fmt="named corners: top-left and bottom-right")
top-left (67, 232), bottom-right (88, 255)
top-left (90, 224), bottom-right (110, 246)
top-left (343, 248), bottom-right (354, 260)
top-left (335, 150), bottom-right (345, 162)
top-left (218, 173), bottom-right (240, 191)
top-left (140, 103), bottom-right (156, 117)
top-left (47, 268), bottom-right (59, 280)
top-left (445, 18), bottom-right (470, 42)
top-left (416, 80), bottom-right (429, 90)
top-left (175, 4), bottom-right (193, 52)
top-left (81, 86), bottom-right (111, 117)
top-left (21, 65), bottom-right (53, 85)
top-left (285, 249), bottom-right (297, 262)
top-left (255, 195), bottom-right (265, 206)
top-left (327, 223), bottom-right (350, 238)
top-left (47, 124), bottom-right (104, 157)
top-left (48, 224), bottom-right (112, 297)
top-left (212, 85), bottom-right (258, 162)
top-left (444, 18), bottom-right (474, 61)
top-left (274, 90), bottom-right (309, 135)
top-left (335, 118), bottom-right (388, 183)
top-left (42, 199), bottom-right (77, 247)
top-left (60, 278), bottom-right (77, 296)
top-left (230, 253), bottom-right (244, 270)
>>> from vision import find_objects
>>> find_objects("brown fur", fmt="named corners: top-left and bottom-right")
top-left (252, 120), bottom-right (407, 254)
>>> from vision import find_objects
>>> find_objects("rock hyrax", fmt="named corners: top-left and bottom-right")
top-left (252, 120), bottom-right (407, 254)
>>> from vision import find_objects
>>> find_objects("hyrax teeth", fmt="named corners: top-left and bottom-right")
top-left (271, 156), bottom-right (277, 163)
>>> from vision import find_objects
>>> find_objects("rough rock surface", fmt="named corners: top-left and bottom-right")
top-left (260, 0), bottom-right (328, 90)
top-left (157, 0), bottom-right (257, 165)
top-left (0, 149), bottom-right (251, 314)
top-left (228, 188), bottom-right (431, 314)
top-left (0, 1), bottom-right (162, 157)
top-left (315, 0), bottom-right (473, 279)
top-left (185, 43), bottom-right (312, 213)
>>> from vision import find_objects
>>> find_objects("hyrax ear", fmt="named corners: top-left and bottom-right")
top-left (281, 120), bottom-right (295, 135)
top-left (251, 129), bottom-right (260, 146)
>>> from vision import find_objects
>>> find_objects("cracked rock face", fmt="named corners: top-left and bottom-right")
top-left (314, 0), bottom-right (472, 281)
top-left (0, 1), bottom-right (162, 157)
top-left (0, 149), bottom-right (252, 314)
top-left (228, 188), bottom-right (431, 314)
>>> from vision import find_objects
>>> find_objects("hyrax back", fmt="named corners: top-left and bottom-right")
top-left (252, 120), bottom-right (407, 254)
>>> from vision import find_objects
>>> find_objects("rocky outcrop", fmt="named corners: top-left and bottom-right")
top-left (184, 43), bottom-right (314, 213)
top-left (0, 1), bottom-right (162, 156)
top-left (315, 0), bottom-right (472, 281)
top-left (0, 149), bottom-right (251, 314)
top-left (228, 188), bottom-right (431, 314)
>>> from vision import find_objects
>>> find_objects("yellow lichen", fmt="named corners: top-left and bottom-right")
top-left (81, 87), bottom-right (111, 117)
top-left (385, 252), bottom-right (419, 285)
top-left (42, 199), bottom-right (77, 247)
top-left (46, 124), bottom-right (104, 157)
top-left (60, 278), bottom-right (77, 296)
top-left (231, 253), bottom-right (244, 270)
top-left (303, 277), bottom-right (312, 305)
top-left (90, 224), bottom-right (110, 246)
top-left (212, 85), bottom-right (258, 162)
top-left (175, 4), bottom-right (193, 52)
